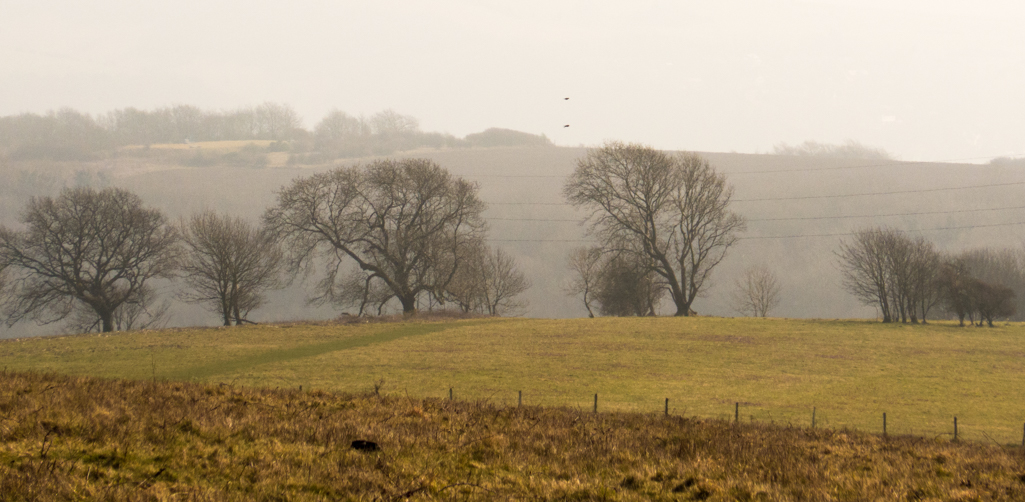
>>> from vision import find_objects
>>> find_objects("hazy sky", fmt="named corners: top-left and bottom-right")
top-left (2, 1), bottom-right (1023, 161)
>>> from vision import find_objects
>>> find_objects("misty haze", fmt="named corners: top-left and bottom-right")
top-left (3, 3), bottom-right (1025, 499)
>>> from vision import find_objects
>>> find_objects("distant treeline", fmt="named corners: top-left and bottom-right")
top-left (0, 104), bottom-right (552, 162)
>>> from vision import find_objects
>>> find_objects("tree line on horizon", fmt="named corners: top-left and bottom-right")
top-left (0, 104), bottom-right (552, 163)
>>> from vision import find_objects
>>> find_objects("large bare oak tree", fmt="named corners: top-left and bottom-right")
top-left (563, 142), bottom-right (745, 316)
top-left (264, 158), bottom-right (486, 314)
top-left (0, 187), bottom-right (178, 332)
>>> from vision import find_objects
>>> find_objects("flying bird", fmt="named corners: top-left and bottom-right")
top-left (564, 124), bottom-right (570, 128)
top-left (564, 97), bottom-right (569, 100)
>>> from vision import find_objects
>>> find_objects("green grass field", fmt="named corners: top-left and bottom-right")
top-left (3, 317), bottom-right (1025, 444)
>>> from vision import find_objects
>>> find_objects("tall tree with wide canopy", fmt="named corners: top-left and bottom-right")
top-left (264, 158), bottom-right (486, 314)
top-left (0, 187), bottom-right (178, 332)
top-left (564, 142), bottom-right (745, 316)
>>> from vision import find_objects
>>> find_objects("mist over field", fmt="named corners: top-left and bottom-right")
top-left (2, 2), bottom-right (1025, 337)
top-left (2, 129), bottom-right (1023, 338)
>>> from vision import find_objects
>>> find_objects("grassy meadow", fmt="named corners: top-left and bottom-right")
top-left (5, 370), bottom-right (1025, 501)
top-left (3, 316), bottom-right (1025, 445)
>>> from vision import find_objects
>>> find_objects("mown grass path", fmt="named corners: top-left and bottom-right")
top-left (162, 321), bottom-right (485, 380)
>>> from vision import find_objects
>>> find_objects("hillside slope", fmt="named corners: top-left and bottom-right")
top-left (2, 145), bottom-right (1023, 335)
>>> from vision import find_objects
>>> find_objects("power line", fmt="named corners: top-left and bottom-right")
top-left (736, 220), bottom-right (1025, 240)
top-left (487, 180), bottom-right (1025, 206)
top-left (488, 217), bottom-right (581, 222)
top-left (748, 204), bottom-right (1025, 222)
top-left (485, 204), bottom-right (1025, 224)
top-left (456, 152), bottom-right (1025, 178)
top-left (733, 181), bottom-right (1025, 202)
top-left (485, 220), bottom-right (1025, 243)
top-left (489, 202), bottom-right (571, 206)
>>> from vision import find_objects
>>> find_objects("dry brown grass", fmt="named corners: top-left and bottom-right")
top-left (2, 370), bottom-right (1024, 501)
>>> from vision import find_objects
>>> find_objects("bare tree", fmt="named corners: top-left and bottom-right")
top-left (179, 211), bottom-right (284, 326)
top-left (975, 282), bottom-right (1016, 327)
top-left (959, 247), bottom-right (1025, 321)
top-left (253, 102), bottom-right (303, 140)
top-left (565, 247), bottom-right (604, 318)
top-left (446, 244), bottom-right (530, 316)
top-left (939, 249), bottom-right (1021, 326)
top-left (67, 285), bottom-right (171, 333)
top-left (838, 228), bottom-right (941, 323)
top-left (592, 251), bottom-right (664, 317)
top-left (773, 140), bottom-right (892, 160)
top-left (314, 110), bottom-right (372, 158)
top-left (328, 265), bottom-right (397, 316)
top-left (264, 158), bottom-right (486, 315)
top-left (0, 187), bottom-right (178, 332)
top-left (907, 238), bottom-right (942, 323)
top-left (938, 257), bottom-right (974, 326)
top-left (564, 142), bottom-right (745, 316)
top-left (731, 265), bottom-right (782, 317)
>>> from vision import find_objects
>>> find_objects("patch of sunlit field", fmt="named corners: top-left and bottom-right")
top-left (4, 317), bottom-right (1025, 444)
top-left (120, 140), bottom-right (276, 151)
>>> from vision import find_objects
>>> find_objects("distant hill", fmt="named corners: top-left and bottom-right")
top-left (464, 128), bottom-right (552, 148)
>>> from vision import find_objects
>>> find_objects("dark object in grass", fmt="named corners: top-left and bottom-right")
top-left (351, 440), bottom-right (379, 452)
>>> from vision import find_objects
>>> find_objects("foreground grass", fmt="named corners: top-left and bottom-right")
top-left (2, 370), bottom-right (1025, 501)
top-left (4, 317), bottom-right (1025, 444)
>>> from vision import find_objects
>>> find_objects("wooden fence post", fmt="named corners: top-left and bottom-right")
top-left (735, 402), bottom-right (739, 423)
top-left (954, 417), bottom-right (958, 442)
top-left (812, 407), bottom-right (816, 429)
top-left (665, 398), bottom-right (669, 416)
top-left (593, 393), bottom-right (598, 414)
top-left (518, 390), bottom-right (522, 407)
top-left (883, 412), bottom-right (887, 436)
top-left (449, 387), bottom-right (453, 401)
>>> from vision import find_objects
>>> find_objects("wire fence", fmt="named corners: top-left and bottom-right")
top-left (434, 387), bottom-right (1025, 447)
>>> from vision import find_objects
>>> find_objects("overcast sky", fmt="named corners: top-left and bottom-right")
top-left (2, 1), bottom-right (1023, 161)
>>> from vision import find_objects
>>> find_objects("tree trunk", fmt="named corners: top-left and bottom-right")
top-left (100, 309), bottom-right (115, 333)
top-left (399, 295), bottom-right (417, 314)
top-left (673, 299), bottom-right (693, 316)
top-left (220, 295), bottom-right (232, 326)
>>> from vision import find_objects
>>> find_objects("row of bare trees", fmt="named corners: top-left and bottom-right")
top-left (838, 227), bottom-right (1019, 326)
top-left (563, 142), bottom-right (745, 317)
top-left (0, 104), bottom-right (305, 161)
top-left (0, 188), bottom-right (288, 332)
top-left (0, 159), bottom-right (531, 333)
top-left (0, 105), bottom-right (554, 163)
